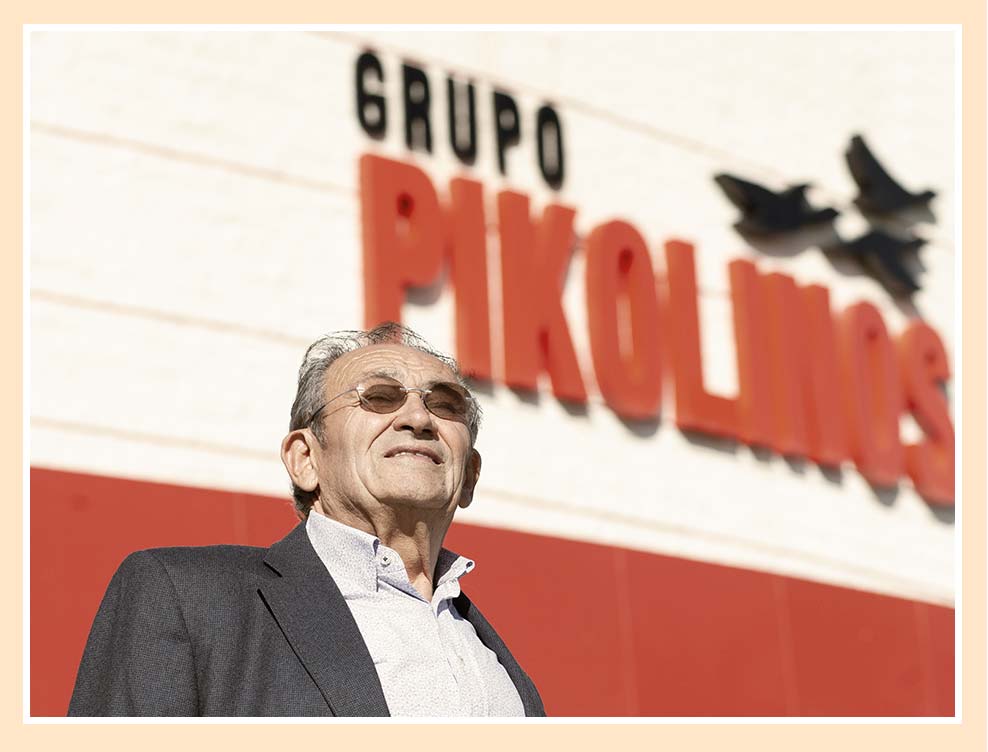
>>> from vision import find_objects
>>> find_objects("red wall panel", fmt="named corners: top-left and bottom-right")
top-left (784, 576), bottom-right (929, 715)
top-left (623, 549), bottom-right (793, 715)
top-left (927, 603), bottom-right (956, 715)
top-left (30, 467), bottom-right (954, 717)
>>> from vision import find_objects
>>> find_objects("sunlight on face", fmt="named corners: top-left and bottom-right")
top-left (313, 344), bottom-right (479, 518)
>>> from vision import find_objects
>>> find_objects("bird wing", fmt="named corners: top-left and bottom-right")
top-left (714, 173), bottom-right (777, 213)
top-left (845, 135), bottom-right (911, 200)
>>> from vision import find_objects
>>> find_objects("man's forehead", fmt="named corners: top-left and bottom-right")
top-left (326, 343), bottom-right (457, 387)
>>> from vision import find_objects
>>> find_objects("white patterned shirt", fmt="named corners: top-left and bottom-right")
top-left (305, 511), bottom-right (525, 717)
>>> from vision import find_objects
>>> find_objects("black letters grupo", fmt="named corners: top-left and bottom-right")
top-left (354, 50), bottom-right (565, 190)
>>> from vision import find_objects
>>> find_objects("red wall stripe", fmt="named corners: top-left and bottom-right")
top-left (30, 467), bottom-right (954, 717)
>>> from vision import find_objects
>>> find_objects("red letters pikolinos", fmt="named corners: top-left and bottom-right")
top-left (359, 153), bottom-right (954, 505)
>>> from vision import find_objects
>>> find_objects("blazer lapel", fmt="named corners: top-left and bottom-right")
top-left (258, 523), bottom-right (390, 717)
top-left (454, 592), bottom-right (547, 717)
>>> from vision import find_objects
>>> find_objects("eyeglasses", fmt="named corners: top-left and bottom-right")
top-left (308, 378), bottom-right (475, 426)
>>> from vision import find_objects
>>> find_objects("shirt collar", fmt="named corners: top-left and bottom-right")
top-left (305, 510), bottom-right (475, 599)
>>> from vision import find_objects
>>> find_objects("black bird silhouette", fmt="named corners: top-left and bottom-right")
top-left (839, 228), bottom-right (925, 296)
top-left (714, 173), bottom-right (839, 235)
top-left (845, 134), bottom-right (936, 215)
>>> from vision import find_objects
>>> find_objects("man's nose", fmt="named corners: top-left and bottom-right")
top-left (393, 391), bottom-right (437, 436)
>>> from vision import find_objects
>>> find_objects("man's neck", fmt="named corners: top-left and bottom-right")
top-left (312, 503), bottom-right (452, 600)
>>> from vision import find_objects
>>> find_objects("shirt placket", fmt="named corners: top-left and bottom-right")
top-left (377, 547), bottom-right (467, 715)
top-left (435, 577), bottom-right (488, 716)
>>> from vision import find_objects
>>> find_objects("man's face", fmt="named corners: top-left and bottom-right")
top-left (310, 344), bottom-right (480, 517)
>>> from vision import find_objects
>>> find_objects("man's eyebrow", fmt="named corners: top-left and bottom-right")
top-left (425, 377), bottom-right (465, 387)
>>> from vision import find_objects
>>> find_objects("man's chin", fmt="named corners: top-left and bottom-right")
top-left (371, 484), bottom-right (452, 511)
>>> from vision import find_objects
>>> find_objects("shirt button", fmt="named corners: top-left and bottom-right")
top-left (380, 555), bottom-right (391, 566)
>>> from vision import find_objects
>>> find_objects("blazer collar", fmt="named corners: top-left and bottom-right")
top-left (259, 522), bottom-right (390, 717)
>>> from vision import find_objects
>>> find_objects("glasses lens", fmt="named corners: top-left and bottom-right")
top-left (359, 383), bottom-right (407, 413)
top-left (423, 383), bottom-right (471, 421)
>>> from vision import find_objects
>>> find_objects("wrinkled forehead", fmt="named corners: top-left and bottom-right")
top-left (324, 343), bottom-right (459, 394)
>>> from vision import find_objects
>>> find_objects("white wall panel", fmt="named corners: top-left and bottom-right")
top-left (31, 298), bottom-right (298, 454)
top-left (31, 32), bottom-right (360, 191)
top-left (31, 132), bottom-right (361, 339)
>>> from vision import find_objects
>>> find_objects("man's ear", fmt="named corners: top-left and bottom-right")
top-left (280, 429), bottom-right (320, 494)
top-left (458, 449), bottom-right (482, 509)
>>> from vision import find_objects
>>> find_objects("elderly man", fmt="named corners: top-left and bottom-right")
top-left (68, 323), bottom-right (544, 717)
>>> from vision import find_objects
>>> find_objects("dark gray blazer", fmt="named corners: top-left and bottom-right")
top-left (68, 522), bottom-right (545, 717)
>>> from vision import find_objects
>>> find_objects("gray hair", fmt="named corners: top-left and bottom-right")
top-left (287, 322), bottom-right (482, 519)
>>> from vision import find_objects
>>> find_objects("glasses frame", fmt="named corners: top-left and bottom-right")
top-left (307, 379), bottom-right (476, 427)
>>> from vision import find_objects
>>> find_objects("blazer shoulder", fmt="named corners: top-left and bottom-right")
top-left (115, 543), bottom-right (271, 593)
top-left (136, 543), bottom-right (268, 568)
